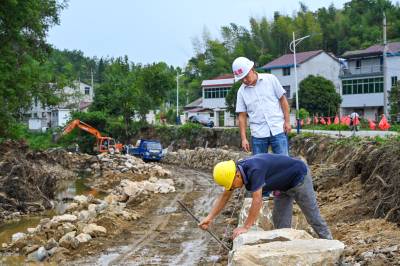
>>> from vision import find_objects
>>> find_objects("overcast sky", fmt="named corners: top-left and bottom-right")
top-left (48, 0), bottom-right (351, 67)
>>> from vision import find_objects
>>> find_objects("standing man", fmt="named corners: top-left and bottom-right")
top-left (199, 154), bottom-right (332, 240)
top-left (233, 57), bottom-right (291, 156)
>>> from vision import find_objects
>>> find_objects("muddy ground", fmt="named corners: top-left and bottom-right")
top-left (0, 140), bottom-right (87, 223)
top-left (1, 135), bottom-right (400, 265)
top-left (67, 165), bottom-right (240, 265)
top-left (293, 135), bottom-right (400, 265)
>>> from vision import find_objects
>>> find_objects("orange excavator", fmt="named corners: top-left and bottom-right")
top-left (62, 119), bottom-right (123, 153)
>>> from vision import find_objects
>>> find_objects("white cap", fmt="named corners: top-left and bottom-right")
top-left (232, 57), bottom-right (254, 82)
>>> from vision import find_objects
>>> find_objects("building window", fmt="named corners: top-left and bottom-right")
top-left (265, 69), bottom-right (271, 74)
top-left (356, 60), bottom-right (361, 69)
top-left (342, 77), bottom-right (383, 95)
top-left (283, 86), bottom-right (291, 98)
top-left (84, 86), bottom-right (90, 95)
top-left (204, 87), bottom-right (230, 99)
top-left (282, 67), bottom-right (291, 76)
top-left (391, 76), bottom-right (397, 87)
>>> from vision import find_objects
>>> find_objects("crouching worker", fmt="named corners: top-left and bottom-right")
top-left (198, 153), bottom-right (332, 240)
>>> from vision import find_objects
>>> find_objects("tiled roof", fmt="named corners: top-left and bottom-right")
top-left (201, 74), bottom-right (234, 87)
top-left (184, 97), bottom-right (202, 109)
top-left (211, 74), bottom-right (234, 80)
top-left (79, 101), bottom-right (92, 110)
top-left (342, 42), bottom-right (400, 58)
top-left (262, 50), bottom-right (324, 69)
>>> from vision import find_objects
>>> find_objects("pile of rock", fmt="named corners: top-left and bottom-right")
top-left (85, 153), bottom-right (170, 177)
top-left (342, 245), bottom-right (399, 265)
top-left (2, 159), bottom-right (176, 263)
top-left (164, 147), bottom-right (245, 170)
top-left (3, 193), bottom-right (139, 262)
top-left (81, 153), bottom-right (171, 191)
top-left (0, 143), bottom-right (88, 222)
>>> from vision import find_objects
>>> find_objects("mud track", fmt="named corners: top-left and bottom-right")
top-left (69, 165), bottom-right (238, 265)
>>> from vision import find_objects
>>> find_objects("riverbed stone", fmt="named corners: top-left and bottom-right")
top-left (121, 180), bottom-right (142, 197)
top-left (76, 233), bottom-right (92, 243)
top-left (95, 201), bottom-right (108, 212)
top-left (73, 195), bottom-right (88, 205)
top-left (36, 246), bottom-right (48, 261)
top-left (51, 214), bottom-right (77, 223)
top-left (104, 194), bottom-right (118, 204)
top-left (66, 202), bottom-right (79, 212)
top-left (44, 238), bottom-right (58, 250)
top-left (27, 227), bottom-right (36, 234)
top-left (11, 232), bottom-right (26, 242)
top-left (59, 231), bottom-right (79, 249)
top-left (78, 210), bottom-right (95, 221)
top-left (22, 244), bottom-right (39, 255)
top-left (82, 223), bottom-right (107, 237)
top-left (230, 239), bottom-right (345, 266)
top-left (62, 222), bottom-right (76, 233)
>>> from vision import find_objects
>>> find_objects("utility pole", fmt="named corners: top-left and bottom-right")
top-left (293, 32), bottom-right (299, 133)
top-left (176, 73), bottom-right (184, 124)
top-left (290, 32), bottom-right (310, 134)
top-left (91, 68), bottom-right (94, 96)
top-left (383, 12), bottom-right (388, 117)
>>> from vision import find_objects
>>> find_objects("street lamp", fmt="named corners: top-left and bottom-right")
top-left (176, 73), bottom-right (184, 125)
top-left (290, 32), bottom-right (310, 134)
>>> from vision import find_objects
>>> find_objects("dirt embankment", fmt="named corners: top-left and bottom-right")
top-left (0, 140), bottom-right (85, 223)
top-left (291, 135), bottom-right (400, 223)
top-left (291, 135), bottom-right (400, 264)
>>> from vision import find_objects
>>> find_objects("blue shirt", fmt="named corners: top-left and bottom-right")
top-left (237, 153), bottom-right (307, 193)
top-left (235, 73), bottom-right (286, 138)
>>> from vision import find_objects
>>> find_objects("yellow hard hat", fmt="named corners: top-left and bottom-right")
top-left (213, 160), bottom-right (236, 190)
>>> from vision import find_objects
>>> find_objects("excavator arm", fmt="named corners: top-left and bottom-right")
top-left (62, 119), bottom-right (103, 139)
top-left (61, 119), bottom-right (122, 154)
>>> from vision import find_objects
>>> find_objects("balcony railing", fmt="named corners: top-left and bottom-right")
top-left (340, 65), bottom-right (383, 78)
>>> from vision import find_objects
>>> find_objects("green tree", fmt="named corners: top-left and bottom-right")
top-left (389, 81), bottom-right (400, 122)
top-left (135, 62), bottom-right (175, 120)
top-left (225, 82), bottom-right (242, 114)
top-left (0, 0), bottom-right (65, 137)
top-left (91, 57), bottom-right (137, 137)
top-left (296, 75), bottom-right (342, 116)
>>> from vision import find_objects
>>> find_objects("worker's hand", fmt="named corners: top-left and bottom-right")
top-left (232, 227), bottom-right (248, 239)
top-left (198, 217), bottom-right (213, 230)
top-left (284, 121), bottom-right (292, 133)
top-left (241, 139), bottom-right (250, 152)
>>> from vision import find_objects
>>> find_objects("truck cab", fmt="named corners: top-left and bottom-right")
top-left (128, 139), bottom-right (163, 162)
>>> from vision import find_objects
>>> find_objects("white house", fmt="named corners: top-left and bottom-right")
top-left (261, 50), bottom-right (342, 100)
top-left (27, 81), bottom-right (94, 130)
top-left (340, 42), bottom-right (400, 119)
top-left (184, 74), bottom-right (236, 127)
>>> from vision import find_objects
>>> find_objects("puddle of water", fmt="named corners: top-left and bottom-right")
top-left (0, 213), bottom-right (53, 245)
top-left (0, 255), bottom-right (26, 265)
top-left (55, 176), bottom-right (107, 213)
top-left (0, 174), bottom-right (107, 264)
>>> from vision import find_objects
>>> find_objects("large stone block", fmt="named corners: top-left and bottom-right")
top-left (238, 198), bottom-right (273, 230)
top-left (233, 228), bottom-right (313, 250)
top-left (230, 239), bottom-right (345, 266)
top-left (239, 197), bottom-right (314, 234)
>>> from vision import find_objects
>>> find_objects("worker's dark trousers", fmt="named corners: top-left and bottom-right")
top-left (272, 171), bottom-right (333, 240)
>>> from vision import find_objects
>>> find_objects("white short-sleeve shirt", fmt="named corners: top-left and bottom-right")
top-left (236, 73), bottom-right (286, 138)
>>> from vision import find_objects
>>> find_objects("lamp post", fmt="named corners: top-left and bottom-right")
top-left (176, 73), bottom-right (184, 125)
top-left (290, 32), bottom-right (310, 134)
